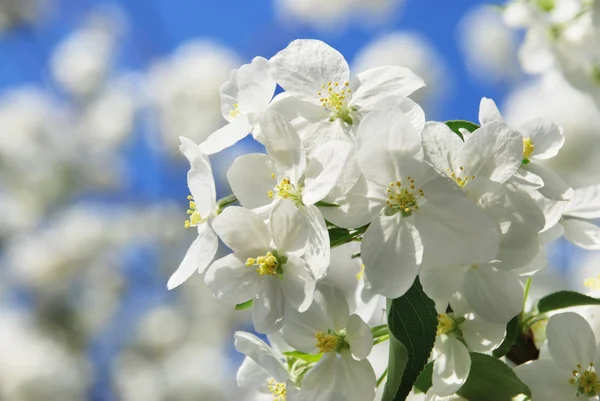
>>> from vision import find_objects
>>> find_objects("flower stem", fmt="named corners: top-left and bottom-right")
top-left (376, 368), bottom-right (388, 388)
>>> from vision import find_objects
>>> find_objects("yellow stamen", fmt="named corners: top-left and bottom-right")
top-left (585, 275), bottom-right (600, 290)
top-left (356, 264), bottom-right (365, 281)
top-left (437, 314), bottom-right (455, 336)
top-left (268, 379), bottom-right (287, 401)
top-left (245, 251), bottom-right (280, 276)
top-left (269, 178), bottom-right (303, 205)
top-left (385, 178), bottom-right (424, 216)
top-left (570, 363), bottom-right (600, 397)
top-left (228, 103), bottom-right (241, 119)
top-left (315, 332), bottom-right (345, 353)
top-left (523, 137), bottom-right (535, 160)
top-left (318, 81), bottom-right (353, 124)
top-left (184, 195), bottom-right (204, 228)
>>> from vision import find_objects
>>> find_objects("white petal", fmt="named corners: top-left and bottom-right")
top-left (303, 140), bottom-right (354, 205)
top-left (460, 314), bottom-right (507, 353)
top-left (455, 121), bottom-right (523, 184)
top-left (227, 153), bottom-right (277, 210)
top-left (431, 335), bottom-right (471, 397)
top-left (346, 314), bottom-right (373, 361)
top-left (478, 97), bottom-right (503, 125)
top-left (417, 195), bottom-right (500, 270)
top-left (220, 68), bottom-right (239, 122)
top-left (188, 156), bottom-right (217, 217)
top-left (320, 175), bottom-right (383, 229)
top-left (546, 312), bottom-right (597, 370)
top-left (523, 163), bottom-right (574, 201)
top-left (351, 66), bottom-right (425, 110)
top-left (236, 357), bottom-right (269, 391)
top-left (518, 29), bottom-right (556, 74)
top-left (520, 118), bottom-right (564, 161)
top-left (259, 110), bottom-right (305, 184)
top-left (179, 136), bottom-right (209, 164)
top-left (356, 107), bottom-right (423, 187)
top-left (300, 119), bottom-right (352, 155)
top-left (267, 91), bottom-right (327, 126)
top-left (211, 206), bottom-right (271, 253)
top-left (253, 280), bottom-right (286, 334)
top-left (362, 215), bottom-right (423, 299)
top-left (234, 332), bottom-right (289, 383)
top-left (199, 115), bottom-right (251, 155)
top-left (562, 218), bottom-right (600, 250)
top-left (509, 167), bottom-right (544, 189)
top-left (565, 184), bottom-right (600, 219)
top-left (462, 265), bottom-right (523, 324)
top-left (299, 205), bottom-right (330, 279)
top-left (204, 253), bottom-right (262, 304)
top-left (167, 223), bottom-right (218, 289)
top-left (539, 223), bottom-right (565, 244)
top-left (236, 56), bottom-right (276, 116)
top-left (421, 121), bottom-right (463, 173)
top-left (420, 264), bottom-right (468, 307)
top-left (514, 360), bottom-right (578, 401)
top-left (269, 39), bottom-right (350, 104)
top-left (270, 199), bottom-right (308, 254)
top-left (336, 352), bottom-right (377, 401)
top-left (359, 95), bottom-right (426, 134)
top-left (297, 353), bottom-right (338, 401)
top-left (280, 256), bottom-right (315, 312)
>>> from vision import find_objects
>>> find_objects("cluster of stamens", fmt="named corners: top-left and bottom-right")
top-left (228, 103), bottom-right (240, 119)
top-left (569, 363), bottom-right (600, 397)
top-left (448, 166), bottom-right (475, 188)
top-left (385, 177), bottom-right (424, 216)
top-left (184, 195), bottom-right (203, 228)
top-left (523, 137), bottom-right (535, 161)
top-left (585, 275), bottom-right (600, 290)
top-left (315, 331), bottom-right (347, 353)
top-left (318, 81), bottom-right (353, 124)
top-left (268, 379), bottom-right (287, 401)
top-left (268, 175), bottom-right (303, 205)
top-left (245, 251), bottom-right (283, 276)
top-left (437, 314), bottom-right (456, 336)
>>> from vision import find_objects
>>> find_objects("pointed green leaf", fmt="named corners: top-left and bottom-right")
top-left (537, 291), bottom-right (600, 314)
top-left (457, 352), bottom-right (531, 400)
top-left (445, 120), bottom-right (480, 140)
top-left (492, 315), bottom-right (519, 358)
top-left (382, 278), bottom-right (438, 401)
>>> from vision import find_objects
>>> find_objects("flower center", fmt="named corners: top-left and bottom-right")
top-left (385, 178), bottom-right (424, 217)
top-left (245, 250), bottom-right (287, 277)
top-left (268, 176), bottom-right (303, 205)
top-left (448, 166), bottom-right (475, 188)
top-left (229, 103), bottom-right (241, 119)
top-left (184, 195), bottom-right (206, 228)
top-left (569, 364), bottom-right (600, 397)
top-left (315, 331), bottom-right (348, 353)
top-left (523, 137), bottom-right (535, 161)
top-left (268, 379), bottom-right (287, 401)
top-left (586, 275), bottom-right (600, 290)
top-left (318, 81), bottom-right (354, 125)
top-left (437, 313), bottom-right (456, 336)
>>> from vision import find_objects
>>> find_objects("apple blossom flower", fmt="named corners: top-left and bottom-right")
top-left (205, 200), bottom-right (316, 333)
top-left (515, 312), bottom-right (600, 400)
top-left (200, 56), bottom-right (276, 155)
top-left (167, 138), bottom-right (218, 290)
top-left (281, 285), bottom-right (376, 401)
top-left (355, 107), bottom-right (501, 299)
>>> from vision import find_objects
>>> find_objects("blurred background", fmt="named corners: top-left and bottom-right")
top-left (0, 0), bottom-right (598, 400)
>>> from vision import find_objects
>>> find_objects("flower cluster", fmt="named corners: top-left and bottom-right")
top-left (503, 0), bottom-right (600, 108)
top-left (168, 39), bottom-right (600, 400)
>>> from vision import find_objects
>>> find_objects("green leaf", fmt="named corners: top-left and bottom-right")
top-left (492, 315), bottom-right (519, 358)
top-left (382, 278), bottom-right (438, 401)
top-left (537, 291), bottom-right (600, 314)
top-left (328, 227), bottom-right (350, 247)
top-left (413, 362), bottom-right (433, 393)
top-left (235, 300), bottom-right (253, 310)
top-left (445, 120), bottom-right (480, 140)
top-left (283, 351), bottom-right (322, 363)
top-left (457, 353), bottom-right (531, 400)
